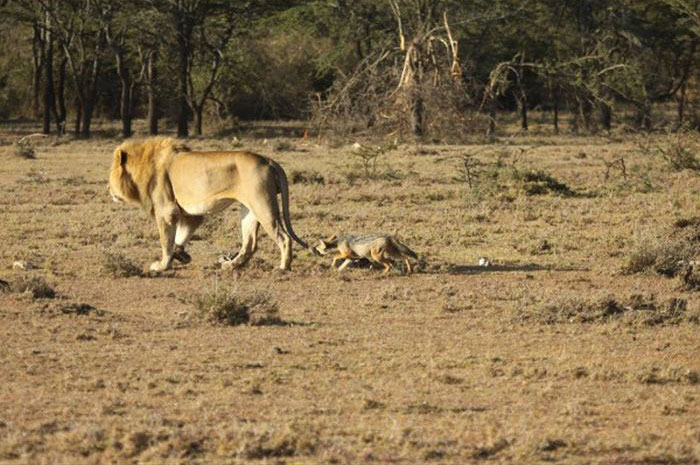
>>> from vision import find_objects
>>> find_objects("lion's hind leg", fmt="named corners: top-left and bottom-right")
top-left (249, 194), bottom-right (292, 271)
top-left (222, 205), bottom-right (260, 269)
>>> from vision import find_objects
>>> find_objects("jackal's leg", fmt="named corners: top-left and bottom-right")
top-left (404, 258), bottom-right (413, 274)
top-left (331, 254), bottom-right (344, 268)
top-left (337, 258), bottom-right (353, 271)
top-left (371, 248), bottom-right (393, 275)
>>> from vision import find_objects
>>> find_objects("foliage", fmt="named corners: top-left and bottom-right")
top-left (0, 1), bottom-right (699, 138)
top-left (638, 126), bottom-right (700, 172)
top-left (457, 145), bottom-right (574, 198)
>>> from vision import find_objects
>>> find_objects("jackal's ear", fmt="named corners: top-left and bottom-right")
top-left (326, 233), bottom-right (337, 242)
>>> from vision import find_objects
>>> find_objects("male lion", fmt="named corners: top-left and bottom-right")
top-left (108, 137), bottom-right (312, 272)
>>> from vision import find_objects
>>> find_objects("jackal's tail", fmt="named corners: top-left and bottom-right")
top-left (393, 238), bottom-right (418, 259)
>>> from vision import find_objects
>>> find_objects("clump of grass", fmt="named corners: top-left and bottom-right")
top-left (623, 237), bottom-right (694, 276)
top-left (458, 150), bottom-right (574, 199)
top-left (290, 170), bottom-right (325, 185)
top-left (624, 218), bottom-right (700, 277)
top-left (639, 126), bottom-right (700, 173)
top-left (102, 253), bottom-right (143, 278)
top-left (513, 169), bottom-right (574, 196)
top-left (352, 142), bottom-right (396, 180)
top-left (192, 285), bottom-right (282, 326)
top-left (525, 294), bottom-right (696, 326)
top-left (11, 276), bottom-right (56, 299)
top-left (274, 141), bottom-right (296, 152)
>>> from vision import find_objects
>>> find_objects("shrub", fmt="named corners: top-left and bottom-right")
top-left (524, 294), bottom-right (695, 326)
top-left (639, 126), bottom-right (700, 173)
top-left (624, 218), bottom-right (700, 277)
top-left (514, 169), bottom-right (574, 196)
top-left (623, 238), bottom-right (694, 277)
top-left (192, 286), bottom-right (282, 326)
top-left (102, 253), bottom-right (143, 278)
top-left (11, 276), bottom-right (56, 299)
top-left (290, 170), bottom-right (325, 185)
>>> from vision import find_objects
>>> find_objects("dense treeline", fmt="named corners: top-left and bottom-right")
top-left (1, 0), bottom-right (699, 139)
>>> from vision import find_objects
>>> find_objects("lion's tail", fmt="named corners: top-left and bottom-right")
top-left (268, 159), bottom-right (314, 253)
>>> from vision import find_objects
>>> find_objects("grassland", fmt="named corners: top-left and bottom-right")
top-left (0, 122), bottom-right (699, 464)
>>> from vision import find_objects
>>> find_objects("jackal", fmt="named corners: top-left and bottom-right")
top-left (314, 234), bottom-right (418, 274)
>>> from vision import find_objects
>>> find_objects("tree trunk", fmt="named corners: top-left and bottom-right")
top-left (74, 96), bottom-right (82, 136)
top-left (56, 56), bottom-right (67, 135)
top-left (517, 91), bottom-right (528, 132)
top-left (80, 36), bottom-right (103, 138)
top-left (487, 99), bottom-right (497, 137)
top-left (42, 8), bottom-right (54, 135)
top-left (116, 50), bottom-right (132, 138)
top-left (194, 105), bottom-right (203, 136)
top-left (147, 51), bottom-right (158, 135)
top-left (176, 17), bottom-right (191, 138)
top-left (32, 25), bottom-right (44, 120)
top-left (677, 79), bottom-right (687, 128)
top-left (121, 84), bottom-right (132, 137)
top-left (581, 98), bottom-right (595, 133)
top-left (599, 102), bottom-right (611, 132)
top-left (552, 85), bottom-right (560, 134)
top-left (411, 88), bottom-right (424, 137)
top-left (635, 102), bottom-right (652, 131)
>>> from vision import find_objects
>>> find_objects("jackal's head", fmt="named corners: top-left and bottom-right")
top-left (314, 234), bottom-right (338, 255)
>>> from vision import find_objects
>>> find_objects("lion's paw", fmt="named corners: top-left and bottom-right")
top-left (150, 261), bottom-right (169, 272)
top-left (221, 260), bottom-right (236, 270)
top-left (173, 248), bottom-right (191, 264)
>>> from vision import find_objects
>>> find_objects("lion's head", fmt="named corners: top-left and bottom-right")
top-left (108, 137), bottom-right (188, 209)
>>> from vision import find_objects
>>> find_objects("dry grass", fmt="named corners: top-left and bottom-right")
top-left (9, 275), bottom-right (56, 299)
top-left (191, 285), bottom-right (282, 326)
top-left (0, 122), bottom-right (699, 464)
top-left (102, 252), bottom-right (144, 278)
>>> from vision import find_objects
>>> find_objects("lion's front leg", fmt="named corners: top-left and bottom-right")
top-left (151, 214), bottom-right (177, 272)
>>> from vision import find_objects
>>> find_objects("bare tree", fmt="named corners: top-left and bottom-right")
top-left (187, 12), bottom-right (235, 136)
top-left (41, 0), bottom-right (107, 138)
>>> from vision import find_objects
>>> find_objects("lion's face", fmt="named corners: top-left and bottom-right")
top-left (108, 149), bottom-right (139, 204)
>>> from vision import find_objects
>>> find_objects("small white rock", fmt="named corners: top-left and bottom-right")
top-left (12, 260), bottom-right (34, 271)
top-left (478, 257), bottom-right (491, 267)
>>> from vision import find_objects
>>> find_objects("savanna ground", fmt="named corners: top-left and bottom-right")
top-left (0, 116), bottom-right (699, 464)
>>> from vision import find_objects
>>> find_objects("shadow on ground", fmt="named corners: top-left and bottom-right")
top-left (448, 263), bottom-right (586, 275)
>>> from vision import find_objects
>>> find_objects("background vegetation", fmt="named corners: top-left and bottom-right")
top-left (3, 0), bottom-right (700, 140)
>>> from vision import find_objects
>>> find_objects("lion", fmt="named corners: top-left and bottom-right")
top-left (108, 137), bottom-right (313, 272)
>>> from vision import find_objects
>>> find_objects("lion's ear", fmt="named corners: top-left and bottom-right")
top-left (118, 150), bottom-right (128, 166)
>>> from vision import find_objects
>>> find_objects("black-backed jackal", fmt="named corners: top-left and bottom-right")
top-left (314, 234), bottom-right (417, 274)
